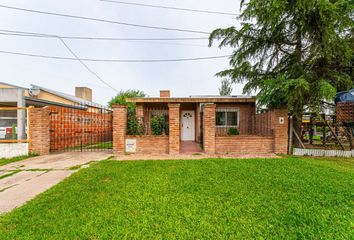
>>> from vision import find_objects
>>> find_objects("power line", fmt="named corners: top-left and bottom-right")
top-left (0, 29), bottom-right (208, 41)
top-left (0, 50), bottom-right (230, 62)
top-left (0, 4), bottom-right (210, 34)
top-left (0, 29), bottom-right (210, 48)
top-left (58, 38), bottom-right (119, 93)
top-left (0, 29), bottom-right (119, 91)
top-left (100, 0), bottom-right (237, 16)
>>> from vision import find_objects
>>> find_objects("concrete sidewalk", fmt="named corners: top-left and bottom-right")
top-left (0, 152), bottom-right (112, 214)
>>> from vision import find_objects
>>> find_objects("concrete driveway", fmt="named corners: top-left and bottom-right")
top-left (0, 152), bottom-right (112, 215)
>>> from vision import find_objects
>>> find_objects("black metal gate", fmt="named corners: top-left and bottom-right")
top-left (49, 104), bottom-right (113, 152)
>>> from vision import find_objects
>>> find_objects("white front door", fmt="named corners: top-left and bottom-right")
top-left (181, 111), bottom-right (195, 141)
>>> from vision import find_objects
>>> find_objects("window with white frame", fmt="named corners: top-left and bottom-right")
top-left (216, 108), bottom-right (239, 127)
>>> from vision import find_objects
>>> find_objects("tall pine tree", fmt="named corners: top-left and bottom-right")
top-left (209, 0), bottom-right (353, 118)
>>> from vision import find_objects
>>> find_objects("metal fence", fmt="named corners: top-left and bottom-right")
top-left (49, 104), bottom-right (113, 152)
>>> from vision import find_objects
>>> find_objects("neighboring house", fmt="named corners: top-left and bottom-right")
top-left (0, 81), bottom-right (103, 109)
top-left (122, 90), bottom-right (288, 155)
top-left (0, 81), bottom-right (104, 141)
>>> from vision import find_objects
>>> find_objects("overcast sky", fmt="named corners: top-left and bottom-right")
top-left (0, 0), bottom-right (243, 105)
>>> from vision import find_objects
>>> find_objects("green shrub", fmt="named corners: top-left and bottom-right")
top-left (126, 111), bottom-right (145, 135)
top-left (151, 114), bottom-right (165, 135)
top-left (227, 127), bottom-right (239, 136)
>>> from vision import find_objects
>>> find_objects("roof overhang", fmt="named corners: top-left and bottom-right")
top-left (24, 97), bottom-right (88, 110)
top-left (0, 81), bottom-right (27, 89)
top-left (127, 97), bottom-right (256, 103)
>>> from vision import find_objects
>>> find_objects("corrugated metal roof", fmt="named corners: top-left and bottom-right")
top-left (0, 81), bottom-right (27, 89)
top-left (31, 84), bottom-right (105, 108)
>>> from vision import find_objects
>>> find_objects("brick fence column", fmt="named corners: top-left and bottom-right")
top-left (136, 103), bottom-right (144, 118)
top-left (29, 107), bottom-right (50, 155)
top-left (113, 105), bottom-right (127, 154)
top-left (168, 104), bottom-right (180, 154)
top-left (203, 103), bottom-right (216, 154)
top-left (271, 107), bottom-right (289, 154)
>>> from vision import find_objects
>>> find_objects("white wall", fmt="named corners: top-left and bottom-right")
top-left (0, 143), bottom-right (28, 158)
top-left (293, 148), bottom-right (354, 157)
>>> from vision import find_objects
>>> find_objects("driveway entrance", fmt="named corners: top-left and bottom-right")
top-left (0, 152), bottom-right (111, 214)
top-left (49, 105), bottom-right (113, 153)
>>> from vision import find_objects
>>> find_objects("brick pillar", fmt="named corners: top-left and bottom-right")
top-left (203, 103), bottom-right (216, 154)
top-left (113, 105), bottom-right (127, 154)
top-left (29, 107), bottom-right (50, 155)
top-left (168, 104), bottom-right (180, 154)
top-left (136, 103), bottom-right (144, 118)
top-left (271, 107), bottom-right (289, 154)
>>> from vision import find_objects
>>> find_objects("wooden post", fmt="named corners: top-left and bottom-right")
top-left (321, 115), bottom-right (345, 150)
top-left (288, 116), bottom-right (294, 154)
top-left (293, 128), bottom-right (306, 149)
top-left (322, 114), bottom-right (326, 146)
top-left (345, 126), bottom-right (353, 150)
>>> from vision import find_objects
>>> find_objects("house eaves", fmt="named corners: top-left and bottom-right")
top-left (31, 84), bottom-right (105, 108)
top-left (0, 81), bottom-right (27, 89)
top-left (127, 96), bottom-right (256, 103)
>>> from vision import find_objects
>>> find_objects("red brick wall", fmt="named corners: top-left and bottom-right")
top-left (215, 103), bottom-right (255, 135)
top-left (215, 107), bottom-right (288, 155)
top-left (168, 104), bottom-right (180, 154)
top-left (272, 108), bottom-right (288, 154)
top-left (216, 136), bottom-right (274, 154)
top-left (136, 103), bottom-right (144, 118)
top-left (126, 135), bottom-right (168, 154)
top-left (113, 105), bottom-right (127, 154)
top-left (255, 111), bottom-right (273, 135)
top-left (203, 104), bottom-right (216, 154)
top-left (29, 107), bottom-right (50, 155)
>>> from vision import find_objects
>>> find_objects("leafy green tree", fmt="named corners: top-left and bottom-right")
top-left (108, 90), bottom-right (146, 112)
top-left (219, 79), bottom-right (233, 96)
top-left (209, 0), bottom-right (354, 118)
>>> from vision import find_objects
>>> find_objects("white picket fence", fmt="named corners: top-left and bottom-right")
top-left (293, 148), bottom-right (354, 157)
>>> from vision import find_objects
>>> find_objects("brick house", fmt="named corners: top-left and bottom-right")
top-left (113, 90), bottom-right (289, 155)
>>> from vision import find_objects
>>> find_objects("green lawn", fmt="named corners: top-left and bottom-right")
top-left (0, 154), bottom-right (37, 167)
top-left (0, 157), bottom-right (353, 239)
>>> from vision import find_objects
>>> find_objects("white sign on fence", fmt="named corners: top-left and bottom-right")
top-left (125, 139), bottom-right (137, 153)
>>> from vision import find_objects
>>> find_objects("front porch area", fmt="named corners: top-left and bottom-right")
top-left (112, 92), bottom-right (289, 156)
top-left (180, 141), bottom-right (203, 154)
